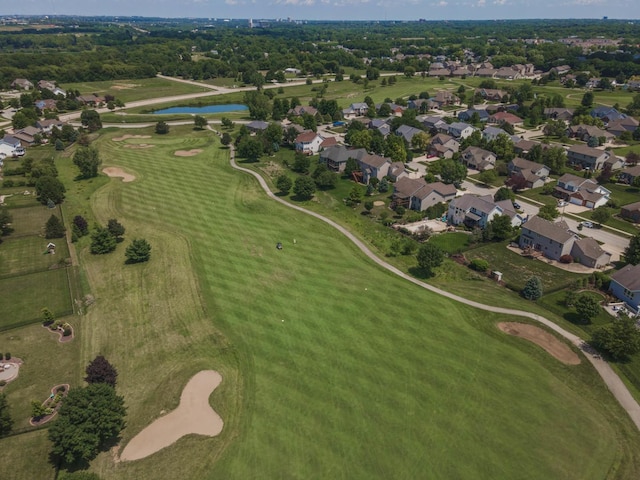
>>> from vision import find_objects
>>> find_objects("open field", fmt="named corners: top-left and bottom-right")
top-left (0, 234), bottom-right (70, 277)
top-left (13, 126), bottom-right (631, 479)
top-left (61, 77), bottom-right (209, 104)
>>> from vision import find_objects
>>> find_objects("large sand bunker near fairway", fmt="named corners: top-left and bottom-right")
top-left (498, 322), bottom-right (580, 365)
top-left (103, 167), bottom-right (136, 183)
top-left (174, 149), bottom-right (203, 157)
top-left (120, 370), bottom-right (223, 461)
top-left (112, 134), bottom-right (152, 142)
top-left (124, 143), bottom-right (154, 149)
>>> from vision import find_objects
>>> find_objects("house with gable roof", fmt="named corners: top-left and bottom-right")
top-left (393, 177), bottom-right (457, 211)
top-left (507, 158), bottom-right (550, 189)
top-left (566, 144), bottom-right (611, 170)
top-left (555, 173), bottom-right (610, 209)
top-left (428, 133), bottom-right (460, 158)
top-left (357, 153), bottom-right (391, 184)
top-left (447, 122), bottom-right (475, 139)
top-left (396, 125), bottom-right (424, 144)
top-left (461, 146), bottom-right (496, 171)
top-left (11, 78), bottom-right (33, 90)
top-left (294, 131), bottom-right (324, 155)
top-left (609, 264), bottom-right (640, 313)
top-left (619, 165), bottom-right (640, 185)
top-left (448, 194), bottom-right (522, 228)
top-left (607, 117), bottom-right (640, 137)
top-left (621, 201), bottom-right (640, 223)
top-left (319, 145), bottom-right (367, 173)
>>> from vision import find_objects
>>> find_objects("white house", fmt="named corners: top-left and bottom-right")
top-left (294, 131), bottom-right (324, 155)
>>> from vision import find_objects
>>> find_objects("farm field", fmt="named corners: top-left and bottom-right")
top-left (5, 126), bottom-right (632, 479)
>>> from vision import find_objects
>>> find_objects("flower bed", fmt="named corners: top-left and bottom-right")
top-left (29, 384), bottom-right (70, 426)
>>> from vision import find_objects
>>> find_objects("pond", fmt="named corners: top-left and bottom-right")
top-left (152, 104), bottom-right (248, 114)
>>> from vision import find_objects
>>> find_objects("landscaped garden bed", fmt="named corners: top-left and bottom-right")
top-left (29, 384), bottom-right (70, 426)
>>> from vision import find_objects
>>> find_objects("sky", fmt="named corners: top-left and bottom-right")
top-left (2, 0), bottom-right (640, 22)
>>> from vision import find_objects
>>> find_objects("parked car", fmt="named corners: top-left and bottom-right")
top-left (513, 202), bottom-right (521, 210)
top-left (558, 200), bottom-right (567, 207)
top-left (581, 221), bottom-right (594, 228)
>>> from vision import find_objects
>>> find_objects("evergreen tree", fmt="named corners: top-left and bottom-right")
top-left (522, 276), bottom-right (543, 300)
top-left (125, 239), bottom-right (152, 264)
top-left (90, 227), bottom-right (117, 254)
top-left (45, 214), bottom-right (66, 239)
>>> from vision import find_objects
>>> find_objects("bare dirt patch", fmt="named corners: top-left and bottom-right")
top-left (111, 83), bottom-right (141, 90)
top-left (103, 167), bottom-right (136, 183)
top-left (373, 201), bottom-right (385, 207)
top-left (112, 134), bottom-right (152, 142)
top-left (498, 322), bottom-right (580, 365)
top-left (174, 149), bottom-right (203, 157)
top-left (119, 370), bottom-right (223, 462)
top-left (124, 143), bottom-right (154, 150)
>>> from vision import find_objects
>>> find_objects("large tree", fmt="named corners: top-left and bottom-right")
top-left (80, 110), bottom-right (102, 132)
top-left (293, 176), bottom-right (316, 200)
top-left (125, 239), bottom-right (152, 264)
top-left (155, 121), bottom-right (170, 134)
top-left (591, 315), bottom-right (640, 360)
top-left (276, 175), bottom-right (292, 194)
top-left (623, 233), bottom-right (640, 265)
top-left (416, 243), bottom-right (444, 276)
top-left (85, 355), bottom-right (118, 387)
top-left (73, 146), bottom-right (101, 179)
top-left (440, 159), bottom-right (467, 187)
top-left (575, 294), bottom-right (601, 323)
top-left (237, 136), bottom-right (263, 162)
top-left (35, 175), bottom-right (66, 205)
top-left (48, 383), bottom-right (126, 464)
top-left (45, 214), bottom-right (66, 239)
top-left (0, 393), bottom-right (13, 437)
top-left (0, 210), bottom-right (13, 239)
top-left (521, 276), bottom-right (543, 300)
top-left (591, 206), bottom-right (611, 227)
top-left (107, 219), bottom-right (125, 243)
top-left (489, 214), bottom-right (514, 241)
top-left (194, 115), bottom-right (207, 130)
top-left (90, 227), bottom-right (117, 255)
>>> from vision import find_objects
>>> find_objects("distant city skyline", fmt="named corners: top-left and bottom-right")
top-left (2, 0), bottom-right (639, 22)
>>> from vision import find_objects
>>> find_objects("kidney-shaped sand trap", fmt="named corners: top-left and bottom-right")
top-left (120, 370), bottom-right (223, 461)
top-left (498, 322), bottom-right (580, 365)
top-left (174, 149), bottom-right (203, 157)
top-left (103, 167), bottom-right (136, 183)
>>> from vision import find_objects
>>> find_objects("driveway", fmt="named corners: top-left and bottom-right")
top-left (559, 216), bottom-right (630, 262)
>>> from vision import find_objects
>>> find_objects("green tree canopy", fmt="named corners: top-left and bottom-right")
top-left (194, 115), bottom-right (207, 129)
top-left (237, 136), bottom-right (263, 162)
top-left (48, 383), bottom-right (126, 465)
top-left (489, 214), bottom-right (514, 241)
top-left (494, 187), bottom-right (515, 202)
top-left (575, 294), bottom-right (601, 323)
top-left (440, 159), bottom-right (467, 187)
top-left (591, 315), bottom-right (640, 360)
top-left (155, 121), bottom-right (170, 134)
top-left (125, 239), bottom-right (152, 264)
top-left (623, 233), bottom-right (640, 265)
top-left (276, 175), bottom-right (292, 194)
top-left (522, 276), bottom-right (543, 300)
top-left (80, 110), bottom-right (102, 132)
top-left (0, 393), bottom-right (13, 437)
top-left (85, 355), bottom-right (118, 387)
top-left (73, 146), bottom-right (101, 179)
top-left (45, 214), bottom-right (66, 239)
top-left (293, 176), bottom-right (316, 200)
top-left (90, 227), bottom-right (117, 255)
top-left (35, 175), bottom-right (66, 205)
top-left (107, 219), bottom-right (125, 242)
top-left (416, 243), bottom-right (445, 276)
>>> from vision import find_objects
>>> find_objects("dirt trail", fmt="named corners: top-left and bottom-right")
top-left (498, 322), bottom-right (580, 365)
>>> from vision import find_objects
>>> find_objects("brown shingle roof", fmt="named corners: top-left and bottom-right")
top-left (522, 216), bottom-right (573, 245)
top-left (611, 264), bottom-right (640, 291)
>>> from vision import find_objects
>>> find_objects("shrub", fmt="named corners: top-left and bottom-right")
top-left (521, 276), bottom-right (543, 300)
top-left (0, 380), bottom-right (6, 387)
top-left (559, 254), bottom-right (573, 264)
top-left (57, 386), bottom-right (66, 393)
top-left (469, 258), bottom-right (490, 272)
top-left (62, 324), bottom-right (72, 337)
top-left (4, 353), bottom-right (9, 360)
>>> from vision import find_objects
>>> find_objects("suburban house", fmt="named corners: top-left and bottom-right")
top-left (12, 126), bottom-right (40, 146)
top-left (488, 111), bottom-right (523, 127)
top-left (567, 125), bottom-right (615, 143)
top-left (37, 80), bottom-right (66, 96)
top-left (621, 201), bottom-right (640, 223)
top-left (555, 173), bottom-right (611, 209)
top-left (247, 120), bottom-right (269, 133)
top-left (571, 237), bottom-right (612, 268)
top-left (482, 125), bottom-right (514, 143)
top-left (294, 131), bottom-right (324, 155)
top-left (11, 78), bottom-right (33, 90)
top-left (475, 88), bottom-right (508, 101)
top-left (519, 216), bottom-right (575, 260)
top-left (609, 264), bottom-right (640, 313)
top-left (507, 157), bottom-right (550, 189)
top-left (607, 117), bottom-right (639, 137)
top-left (590, 106), bottom-right (626, 124)
top-left (447, 122), bottom-right (475, 139)
top-left (461, 146), bottom-right (496, 171)
top-left (428, 133), bottom-right (459, 158)
top-left (388, 162), bottom-right (409, 181)
top-left (566, 144), bottom-right (611, 170)
top-left (319, 145), bottom-right (367, 173)
top-left (357, 153), bottom-right (391, 184)
top-left (544, 108), bottom-right (574, 122)
top-left (0, 135), bottom-right (25, 156)
top-left (514, 139), bottom-right (547, 156)
top-left (603, 155), bottom-right (625, 171)
top-left (457, 108), bottom-right (489, 123)
top-left (519, 216), bottom-right (611, 267)
top-left (431, 91), bottom-right (460, 108)
top-left (76, 94), bottom-right (104, 106)
top-left (393, 178), bottom-right (457, 211)
top-left (342, 102), bottom-right (369, 119)
top-left (396, 125), bottom-right (424, 144)
top-left (448, 194), bottom-right (522, 228)
top-left (288, 105), bottom-right (318, 117)
top-left (619, 165), bottom-right (640, 185)
top-left (35, 99), bottom-right (58, 111)
top-left (420, 115), bottom-right (447, 132)
top-left (36, 119), bottom-right (66, 134)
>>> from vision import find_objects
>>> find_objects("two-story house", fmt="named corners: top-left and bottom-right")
top-left (507, 158), bottom-right (550, 189)
top-left (448, 194), bottom-right (522, 228)
top-left (319, 145), bottom-right (367, 173)
top-left (294, 131), bottom-right (324, 155)
top-left (460, 146), bottom-right (496, 171)
top-left (428, 134), bottom-right (460, 159)
top-left (447, 122), bottom-right (476, 139)
top-left (358, 154), bottom-right (391, 184)
top-left (519, 216), bottom-right (575, 261)
top-left (609, 264), bottom-right (640, 314)
top-left (555, 173), bottom-right (611, 208)
top-left (393, 178), bottom-right (457, 212)
top-left (619, 165), bottom-right (640, 185)
top-left (566, 144), bottom-right (611, 171)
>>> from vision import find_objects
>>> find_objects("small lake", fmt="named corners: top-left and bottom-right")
top-left (153, 104), bottom-right (248, 114)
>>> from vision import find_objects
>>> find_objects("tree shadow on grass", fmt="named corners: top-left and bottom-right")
top-left (408, 266), bottom-right (435, 280)
top-left (563, 311), bottom-right (592, 325)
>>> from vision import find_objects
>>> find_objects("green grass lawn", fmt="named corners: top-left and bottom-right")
top-left (429, 231), bottom-right (470, 254)
top-left (0, 235), bottom-right (70, 277)
top-left (464, 240), bottom-right (584, 293)
top-left (61, 77), bottom-right (209, 104)
top-left (40, 127), bottom-right (640, 478)
top-left (8, 205), bottom-right (61, 238)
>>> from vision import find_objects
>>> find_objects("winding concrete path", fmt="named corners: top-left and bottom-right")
top-left (216, 128), bottom-right (640, 431)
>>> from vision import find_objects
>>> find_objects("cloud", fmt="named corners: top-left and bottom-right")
top-left (568, 0), bottom-right (604, 4)
top-left (476, 0), bottom-right (486, 5)
top-left (493, 0), bottom-right (507, 4)
top-left (433, 0), bottom-right (448, 5)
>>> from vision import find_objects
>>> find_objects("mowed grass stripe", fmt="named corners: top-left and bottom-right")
top-left (78, 126), bottom-right (637, 480)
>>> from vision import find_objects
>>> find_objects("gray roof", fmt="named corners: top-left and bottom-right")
top-left (621, 165), bottom-right (640, 177)
top-left (611, 264), bottom-right (640, 291)
top-left (567, 144), bottom-right (609, 160)
top-left (320, 145), bottom-right (367, 163)
top-left (572, 237), bottom-right (609, 262)
top-left (522, 216), bottom-right (573, 245)
top-left (510, 157), bottom-right (546, 174)
top-left (622, 201), bottom-right (640, 212)
top-left (359, 153), bottom-right (389, 169)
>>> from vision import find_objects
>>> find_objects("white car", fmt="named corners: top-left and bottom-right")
top-left (581, 221), bottom-right (594, 228)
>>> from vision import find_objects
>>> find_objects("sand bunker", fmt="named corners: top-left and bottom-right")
top-left (373, 201), bottom-right (385, 206)
top-left (120, 370), bottom-right (223, 461)
top-left (174, 149), bottom-right (203, 157)
top-left (103, 167), bottom-right (136, 183)
top-left (112, 134), bottom-right (151, 142)
top-left (124, 143), bottom-right (154, 149)
top-left (498, 322), bottom-right (580, 365)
